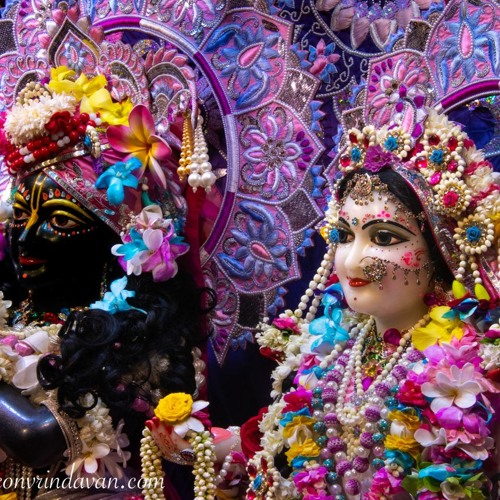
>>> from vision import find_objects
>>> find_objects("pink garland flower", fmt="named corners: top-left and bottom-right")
top-left (107, 105), bottom-right (173, 189)
top-left (293, 466), bottom-right (329, 497)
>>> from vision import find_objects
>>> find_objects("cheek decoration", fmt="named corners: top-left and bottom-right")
top-left (362, 256), bottom-right (432, 288)
top-left (401, 248), bottom-right (426, 268)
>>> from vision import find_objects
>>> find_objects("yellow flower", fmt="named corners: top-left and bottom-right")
top-left (48, 65), bottom-right (108, 102)
top-left (384, 435), bottom-right (421, 459)
top-left (388, 409), bottom-right (421, 432)
top-left (80, 89), bottom-right (133, 126)
top-left (285, 438), bottom-right (320, 465)
top-left (412, 306), bottom-right (463, 351)
top-left (154, 392), bottom-right (193, 425)
top-left (282, 415), bottom-right (315, 442)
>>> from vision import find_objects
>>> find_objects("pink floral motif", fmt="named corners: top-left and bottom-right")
top-left (365, 54), bottom-right (430, 137)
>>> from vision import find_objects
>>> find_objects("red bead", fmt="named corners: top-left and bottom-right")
top-left (33, 149), bottom-right (44, 160)
top-left (87, 120), bottom-right (96, 127)
top-left (415, 157), bottom-right (427, 169)
top-left (447, 160), bottom-right (458, 172)
top-left (70, 117), bottom-right (79, 129)
top-left (349, 132), bottom-right (358, 144)
top-left (68, 130), bottom-right (80, 143)
top-left (79, 113), bottom-right (89, 123)
top-left (428, 134), bottom-right (440, 146)
top-left (77, 125), bottom-right (87, 135)
top-left (447, 136), bottom-right (458, 151)
top-left (49, 142), bottom-right (59, 154)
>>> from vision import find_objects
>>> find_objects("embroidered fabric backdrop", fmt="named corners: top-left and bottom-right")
top-left (1, 0), bottom-right (499, 424)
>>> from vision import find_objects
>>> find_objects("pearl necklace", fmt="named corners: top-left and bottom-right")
top-left (309, 313), bottom-right (429, 497)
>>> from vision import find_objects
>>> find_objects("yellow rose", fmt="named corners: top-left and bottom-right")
top-left (154, 392), bottom-right (193, 424)
top-left (285, 438), bottom-right (320, 465)
top-left (384, 435), bottom-right (421, 459)
top-left (389, 409), bottom-right (421, 432)
top-left (282, 415), bottom-right (315, 441)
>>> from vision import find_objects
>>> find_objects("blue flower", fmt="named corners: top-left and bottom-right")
top-left (351, 146), bottom-right (361, 162)
top-left (384, 136), bottom-right (399, 151)
top-left (466, 225), bottom-right (482, 243)
top-left (329, 228), bottom-right (340, 244)
top-left (95, 157), bottom-right (142, 205)
top-left (112, 228), bottom-right (148, 261)
top-left (90, 276), bottom-right (145, 314)
top-left (279, 407), bottom-right (311, 427)
top-left (418, 464), bottom-right (456, 482)
top-left (430, 149), bottom-right (444, 164)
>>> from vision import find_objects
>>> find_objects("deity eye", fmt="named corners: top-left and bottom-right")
top-left (12, 206), bottom-right (29, 222)
top-left (371, 229), bottom-right (408, 246)
top-left (337, 227), bottom-right (354, 244)
top-left (48, 212), bottom-right (83, 230)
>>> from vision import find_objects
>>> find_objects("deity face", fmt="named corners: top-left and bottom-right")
top-left (9, 172), bottom-right (115, 299)
top-left (334, 189), bottom-right (433, 331)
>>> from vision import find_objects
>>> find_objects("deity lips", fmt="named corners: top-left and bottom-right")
top-left (18, 256), bottom-right (48, 266)
top-left (348, 277), bottom-right (371, 287)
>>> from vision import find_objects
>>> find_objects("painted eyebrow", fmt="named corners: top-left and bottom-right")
top-left (361, 218), bottom-right (416, 236)
top-left (338, 217), bottom-right (350, 227)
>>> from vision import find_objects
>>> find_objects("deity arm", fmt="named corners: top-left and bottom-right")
top-left (0, 382), bottom-right (66, 468)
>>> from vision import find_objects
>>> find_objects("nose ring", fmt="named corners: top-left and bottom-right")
top-left (362, 257), bottom-right (387, 290)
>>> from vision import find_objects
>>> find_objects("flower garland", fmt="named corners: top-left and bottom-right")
top-left (142, 392), bottom-right (216, 500)
top-left (247, 282), bottom-right (499, 499)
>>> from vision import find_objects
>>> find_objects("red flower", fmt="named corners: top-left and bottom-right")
top-left (259, 346), bottom-right (284, 363)
top-left (240, 407), bottom-right (267, 459)
top-left (442, 191), bottom-right (459, 207)
top-left (397, 379), bottom-right (428, 407)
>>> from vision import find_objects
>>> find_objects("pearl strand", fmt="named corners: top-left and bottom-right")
top-left (189, 430), bottom-right (217, 500)
top-left (296, 246), bottom-right (335, 321)
top-left (140, 428), bottom-right (164, 500)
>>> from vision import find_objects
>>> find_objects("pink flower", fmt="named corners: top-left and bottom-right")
top-left (294, 466), bottom-right (328, 495)
top-left (273, 317), bottom-right (301, 334)
top-left (435, 406), bottom-right (463, 429)
top-left (364, 145), bottom-right (397, 172)
top-left (421, 363), bottom-right (481, 413)
top-left (367, 467), bottom-right (404, 498)
top-left (442, 191), bottom-right (459, 207)
top-left (141, 226), bottom-right (189, 282)
top-left (283, 386), bottom-right (313, 413)
top-left (107, 105), bottom-right (173, 189)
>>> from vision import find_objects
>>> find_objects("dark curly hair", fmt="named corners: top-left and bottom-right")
top-left (37, 272), bottom-right (215, 419)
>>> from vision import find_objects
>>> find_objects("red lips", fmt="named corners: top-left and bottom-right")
top-left (19, 256), bottom-right (47, 266)
top-left (348, 277), bottom-right (371, 287)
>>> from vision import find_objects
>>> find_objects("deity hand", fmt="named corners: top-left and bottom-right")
top-left (146, 416), bottom-right (195, 465)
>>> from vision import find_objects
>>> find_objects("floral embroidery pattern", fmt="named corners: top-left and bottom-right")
top-left (430, 2), bottom-right (500, 92)
top-left (241, 106), bottom-right (317, 200)
top-left (365, 53), bottom-right (431, 136)
top-left (206, 17), bottom-right (284, 109)
top-left (218, 201), bottom-right (292, 291)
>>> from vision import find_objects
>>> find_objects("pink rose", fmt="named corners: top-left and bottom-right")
top-left (442, 191), bottom-right (459, 207)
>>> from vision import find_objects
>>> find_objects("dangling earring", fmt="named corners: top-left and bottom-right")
top-left (187, 115), bottom-right (216, 193)
top-left (177, 111), bottom-right (194, 183)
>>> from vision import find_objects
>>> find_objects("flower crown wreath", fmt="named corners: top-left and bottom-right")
top-left (322, 109), bottom-right (500, 297)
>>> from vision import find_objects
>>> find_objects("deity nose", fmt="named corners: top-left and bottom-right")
top-left (17, 214), bottom-right (40, 246)
top-left (343, 238), bottom-right (368, 275)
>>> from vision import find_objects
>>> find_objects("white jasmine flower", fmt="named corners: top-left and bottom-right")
top-left (0, 292), bottom-right (12, 328)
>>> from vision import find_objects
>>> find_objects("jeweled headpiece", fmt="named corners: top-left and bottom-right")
top-left (0, 7), bottom-right (217, 282)
top-left (322, 0), bottom-right (500, 299)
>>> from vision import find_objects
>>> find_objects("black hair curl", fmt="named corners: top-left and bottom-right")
top-left (37, 272), bottom-right (215, 419)
top-left (336, 168), bottom-right (454, 285)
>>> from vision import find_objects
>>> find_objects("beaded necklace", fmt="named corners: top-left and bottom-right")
top-left (298, 313), bottom-right (429, 497)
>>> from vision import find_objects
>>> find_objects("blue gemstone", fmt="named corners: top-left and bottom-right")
top-left (372, 458), bottom-right (385, 470)
top-left (312, 398), bottom-right (324, 409)
top-left (351, 147), bottom-right (362, 162)
top-left (317, 435), bottom-right (328, 447)
top-left (373, 433), bottom-right (384, 442)
top-left (253, 475), bottom-right (262, 489)
top-left (314, 387), bottom-right (323, 397)
top-left (326, 471), bottom-right (338, 484)
top-left (323, 458), bottom-right (334, 469)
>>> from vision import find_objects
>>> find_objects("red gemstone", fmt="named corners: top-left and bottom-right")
top-left (77, 125), bottom-right (87, 135)
top-left (340, 155), bottom-right (351, 168)
top-left (428, 134), bottom-right (440, 146)
top-left (447, 160), bottom-right (458, 172)
top-left (429, 172), bottom-right (441, 185)
top-left (415, 157), bottom-right (427, 169)
top-left (349, 132), bottom-right (358, 144)
top-left (447, 136), bottom-right (458, 151)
